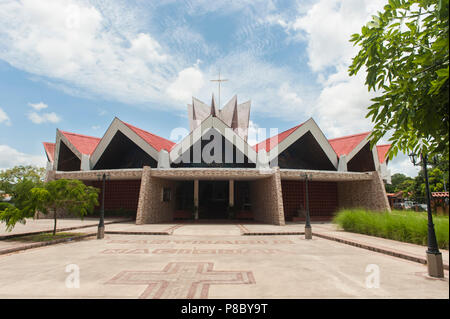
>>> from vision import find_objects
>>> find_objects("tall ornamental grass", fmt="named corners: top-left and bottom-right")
top-left (333, 209), bottom-right (449, 250)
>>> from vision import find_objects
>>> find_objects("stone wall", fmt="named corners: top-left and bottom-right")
top-left (136, 166), bottom-right (177, 224)
top-left (337, 170), bottom-right (390, 212)
top-left (250, 167), bottom-right (285, 225)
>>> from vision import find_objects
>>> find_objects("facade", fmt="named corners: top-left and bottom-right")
top-left (42, 95), bottom-right (392, 225)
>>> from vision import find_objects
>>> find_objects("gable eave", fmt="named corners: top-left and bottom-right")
top-left (169, 115), bottom-right (257, 164)
top-left (268, 118), bottom-right (339, 169)
top-left (89, 118), bottom-right (160, 169)
top-left (53, 129), bottom-right (83, 171)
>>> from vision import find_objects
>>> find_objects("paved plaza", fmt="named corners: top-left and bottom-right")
top-left (0, 222), bottom-right (448, 299)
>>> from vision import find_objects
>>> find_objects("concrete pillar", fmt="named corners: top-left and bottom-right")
top-left (256, 149), bottom-right (270, 171)
top-left (194, 179), bottom-right (199, 220)
top-left (81, 154), bottom-right (90, 171)
top-left (157, 150), bottom-right (170, 168)
top-left (229, 180), bottom-right (234, 207)
top-left (338, 155), bottom-right (348, 172)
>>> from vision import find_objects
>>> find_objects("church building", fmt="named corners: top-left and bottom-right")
top-left (42, 95), bottom-right (392, 225)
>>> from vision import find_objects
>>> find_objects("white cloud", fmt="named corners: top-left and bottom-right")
top-left (166, 67), bottom-right (205, 103)
top-left (315, 71), bottom-right (378, 137)
top-left (0, 0), bottom-right (316, 121)
top-left (28, 102), bottom-right (48, 111)
top-left (285, 0), bottom-right (386, 138)
top-left (27, 111), bottom-right (61, 124)
top-left (0, 145), bottom-right (46, 170)
top-left (292, 0), bottom-right (385, 72)
top-left (197, 52), bottom-right (314, 122)
top-left (0, 0), bottom-right (175, 106)
top-left (247, 121), bottom-right (261, 146)
top-left (389, 152), bottom-right (421, 178)
top-left (278, 82), bottom-right (303, 108)
top-left (0, 108), bottom-right (11, 126)
top-left (128, 33), bottom-right (168, 63)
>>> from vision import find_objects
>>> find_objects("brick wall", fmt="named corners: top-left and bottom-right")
top-left (89, 180), bottom-right (141, 213)
top-left (281, 180), bottom-right (338, 221)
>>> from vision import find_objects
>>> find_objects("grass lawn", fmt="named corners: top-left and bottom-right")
top-left (333, 209), bottom-right (449, 249)
top-left (7, 232), bottom-right (88, 243)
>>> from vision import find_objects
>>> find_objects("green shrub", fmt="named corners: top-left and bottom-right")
top-left (0, 202), bottom-right (14, 211)
top-left (333, 209), bottom-right (449, 249)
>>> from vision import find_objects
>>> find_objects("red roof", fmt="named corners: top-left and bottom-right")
top-left (376, 144), bottom-right (391, 163)
top-left (328, 132), bottom-right (371, 157)
top-left (60, 131), bottom-right (101, 155)
top-left (43, 142), bottom-right (55, 162)
top-left (122, 121), bottom-right (175, 152)
top-left (432, 192), bottom-right (449, 198)
top-left (253, 123), bottom-right (305, 152)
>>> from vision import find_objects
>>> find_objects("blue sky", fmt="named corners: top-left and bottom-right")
top-left (0, 0), bottom-right (420, 176)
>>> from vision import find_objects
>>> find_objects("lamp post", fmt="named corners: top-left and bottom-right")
top-left (409, 153), bottom-right (444, 278)
top-left (304, 173), bottom-right (312, 240)
top-left (96, 173), bottom-right (110, 240)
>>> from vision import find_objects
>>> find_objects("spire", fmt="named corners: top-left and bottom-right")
top-left (210, 93), bottom-right (217, 117)
top-left (192, 97), bottom-right (196, 120)
top-left (231, 99), bottom-right (238, 130)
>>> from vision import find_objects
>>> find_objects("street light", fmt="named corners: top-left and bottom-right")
top-left (409, 152), bottom-right (444, 278)
top-left (304, 173), bottom-right (312, 240)
top-left (96, 173), bottom-right (110, 239)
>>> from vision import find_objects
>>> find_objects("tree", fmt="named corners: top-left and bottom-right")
top-left (31, 179), bottom-right (99, 235)
top-left (0, 166), bottom-right (45, 230)
top-left (0, 165), bottom-right (45, 197)
top-left (0, 179), bottom-right (99, 234)
top-left (385, 173), bottom-right (414, 192)
top-left (349, 0), bottom-right (449, 159)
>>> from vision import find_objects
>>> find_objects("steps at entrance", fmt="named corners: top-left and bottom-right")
top-left (172, 224), bottom-right (242, 236)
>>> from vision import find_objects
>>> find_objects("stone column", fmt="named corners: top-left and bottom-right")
top-left (229, 180), bottom-right (234, 207)
top-left (136, 166), bottom-right (151, 225)
top-left (249, 167), bottom-right (285, 225)
top-left (272, 167), bottom-right (285, 225)
top-left (194, 179), bottom-right (199, 220)
top-left (337, 170), bottom-right (391, 212)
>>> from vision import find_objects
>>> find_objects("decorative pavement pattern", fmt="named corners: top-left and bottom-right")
top-left (105, 262), bottom-right (255, 299)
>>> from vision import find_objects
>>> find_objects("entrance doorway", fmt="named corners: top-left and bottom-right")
top-left (199, 181), bottom-right (229, 219)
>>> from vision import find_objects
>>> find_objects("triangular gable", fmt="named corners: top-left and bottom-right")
top-left (54, 129), bottom-right (99, 170)
top-left (170, 115), bottom-right (257, 165)
top-left (90, 118), bottom-right (174, 169)
top-left (43, 142), bottom-right (55, 162)
top-left (253, 118), bottom-right (339, 169)
top-left (376, 144), bottom-right (391, 164)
